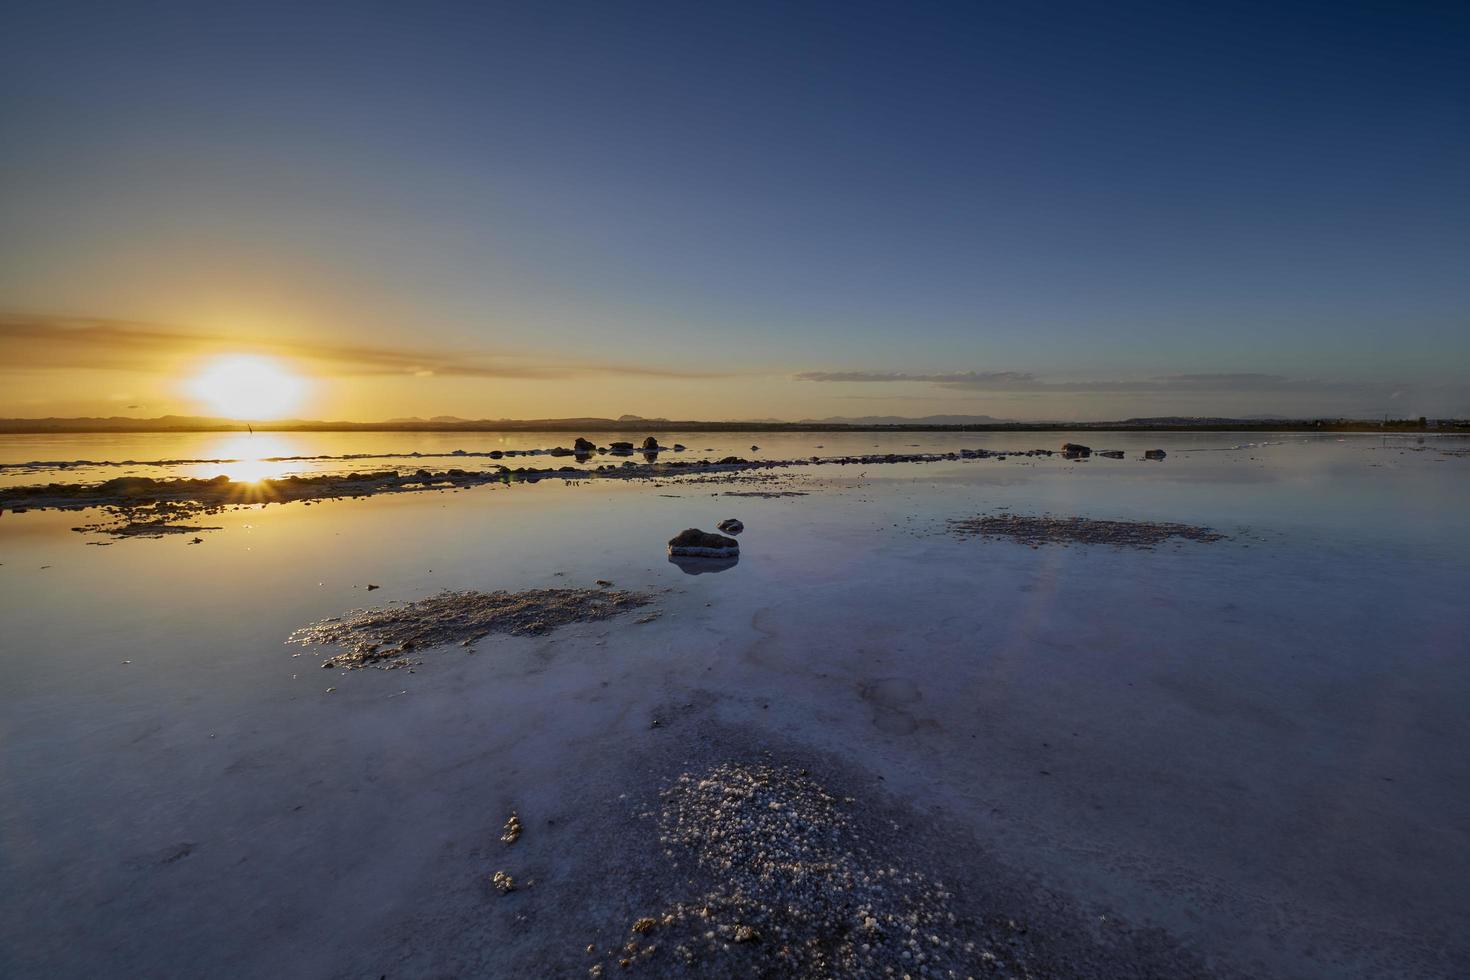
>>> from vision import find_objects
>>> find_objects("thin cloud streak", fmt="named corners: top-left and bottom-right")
top-left (794, 371), bottom-right (1039, 385)
top-left (797, 369), bottom-right (1432, 395)
top-left (0, 313), bottom-right (732, 382)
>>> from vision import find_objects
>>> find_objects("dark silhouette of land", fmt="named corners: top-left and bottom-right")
top-left (0, 414), bottom-right (1460, 434)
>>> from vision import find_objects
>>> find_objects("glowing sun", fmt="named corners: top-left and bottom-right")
top-left (187, 355), bottom-right (306, 419)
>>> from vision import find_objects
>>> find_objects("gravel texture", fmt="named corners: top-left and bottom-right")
top-left (569, 756), bottom-right (1225, 980)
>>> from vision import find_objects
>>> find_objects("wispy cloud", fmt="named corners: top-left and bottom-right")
top-left (800, 368), bottom-right (1387, 394)
top-left (794, 370), bottom-right (1039, 385)
top-left (796, 367), bottom-right (1469, 414)
top-left (0, 313), bottom-right (730, 381)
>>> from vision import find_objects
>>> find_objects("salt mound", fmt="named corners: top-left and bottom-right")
top-left (950, 513), bottom-right (1226, 549)
top-left (289, 587), bottom-right (654, 670)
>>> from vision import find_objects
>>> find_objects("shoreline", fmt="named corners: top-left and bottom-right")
top-left (1, 421), bottom-right (1462, 435)
top-left (0, 445), bottom-right (1078, 517)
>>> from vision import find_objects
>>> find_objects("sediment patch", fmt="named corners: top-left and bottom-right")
top-left (289, 588), bottom-right (655, 670)
top-left (68, 501), bottom-right (225, 538)
top-left (950, 513), bottom-right (1227, 549)
top-left (588, 762), bottom-right (985, 978)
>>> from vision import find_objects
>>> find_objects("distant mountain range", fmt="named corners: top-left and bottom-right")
top-left (0, 413), bottom-right (1452, 434)
top-left (796, 414), bottom-right (1012, 426)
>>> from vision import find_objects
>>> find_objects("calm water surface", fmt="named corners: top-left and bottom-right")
top-left (1, 430), bottom-right (1467, 978)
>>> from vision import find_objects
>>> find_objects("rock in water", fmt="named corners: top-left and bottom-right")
top-left (716, 518), bottom-right (744, 535)
top-left (668, 528), bottom-right (740, 558)
top-left (1145, 448), bottom-right (1167, 460)
top-left (1061, 442), bottom-right (1092, 458)
top-left (573, 437), bottom-right (595, 452)
top-left (1098, 449), bottom-right (1124, 458)
top-left (640, 436), bottom-right (660, 450)
top-left (608, 441), bottom-right (634, 453)
top-left (500, 811), bottom-right (523, 844)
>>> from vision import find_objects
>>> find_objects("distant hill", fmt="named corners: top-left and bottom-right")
top-left (796, 414), bottom-right (1012, 426)
top-left (0, 414), bottom-right (1452, 434)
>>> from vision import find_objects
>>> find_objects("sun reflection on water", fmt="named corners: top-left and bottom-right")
top-left (185, 433), bottom-right (300, 484)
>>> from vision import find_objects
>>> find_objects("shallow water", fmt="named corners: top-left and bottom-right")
top-left (1, 431), bottom-right (1467, 978)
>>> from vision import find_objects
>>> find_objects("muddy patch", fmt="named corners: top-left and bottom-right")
top-left (858, 677), bottom-right (927, 735)
top-left (719, 490), bottom-right (809, 498)
top-left (949, 512), bottom-right (1227, 549)
top-left (288, 588), bottom-right (655, 670)
top-left (70, 501), bottom-right (225, 539)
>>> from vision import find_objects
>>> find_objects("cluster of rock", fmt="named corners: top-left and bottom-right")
top-left (566, 436), bottom-right (687, 458)
top-left (1060, 442), bottom-right (1166, 461)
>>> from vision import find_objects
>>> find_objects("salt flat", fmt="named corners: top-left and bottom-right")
top-left (1, 432), bottom-right (1467, 978)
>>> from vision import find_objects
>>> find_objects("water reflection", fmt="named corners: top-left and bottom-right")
top-left (668, 554), bottom-right (740, 575)
top-left (184, 433), bottom-right (300, 483)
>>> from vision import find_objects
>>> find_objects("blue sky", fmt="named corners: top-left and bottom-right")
top-left (2, 0), bottom-right (1467, 419)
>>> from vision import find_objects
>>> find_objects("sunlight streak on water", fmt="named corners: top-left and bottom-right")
top-left (182, 433), bottom-right (300, 483)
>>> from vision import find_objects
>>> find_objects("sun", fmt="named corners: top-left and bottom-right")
top-left (187, 355), bottom-right (306, 419)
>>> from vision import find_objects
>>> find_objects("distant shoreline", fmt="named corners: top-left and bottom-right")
top-left (0, 417), bottom-right (1461, 435)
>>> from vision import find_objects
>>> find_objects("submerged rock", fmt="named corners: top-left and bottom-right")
top-left (668, 528), bottom-right (739, 558)
top-left (1098, 449), bottom-right (1125, 459)
top-left (716, 518), bottom-right (744, 535)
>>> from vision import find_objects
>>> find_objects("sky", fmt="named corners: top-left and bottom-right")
top-left (2, 0), bottom-right (1467, 421)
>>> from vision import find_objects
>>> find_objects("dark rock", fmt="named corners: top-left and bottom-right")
top-left (1098, 450), bottom-right (1124, 459)
top-left (608, 442), bottom-right (634, 453)
top-left (716, 518), bottom-right (744, 535)
top-left (750, 445), bottom-right (760, 451)
top-left (1061, 443), bottom-right (1091, 458)
top-left (672, 444), bottom-right (686, 451)
top-left (641, 436), bottom-right (660, 450)
top-left (668, 528), bottom-right (740, 558)
top-left (574, 437), bottom-right (596, 452)
top-left (716, 456), bottom-right (747, 465)
top-left (1145, 449), bottom-right (1167, 460)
